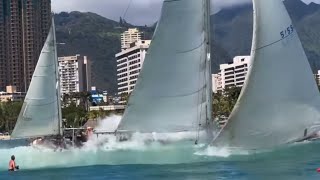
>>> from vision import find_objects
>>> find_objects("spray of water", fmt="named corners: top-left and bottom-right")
top-left (0, 115), bottom-right (249, 171)
top-left (194, 146), bottom-right (250, 157)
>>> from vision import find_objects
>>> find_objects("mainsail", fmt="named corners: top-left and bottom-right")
top-left (11, 18), bottom-right (62, 138)
top-left (212, 0), bottom-right (320, 149)
top-left (118, 0), bottom-right (212, 136)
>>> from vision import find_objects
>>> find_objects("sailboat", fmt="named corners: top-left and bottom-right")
top-left (212, 0), bottom-right (320, 149)
top-left (10, 17), bottom-right (63, 142)
top-left (116, 0), bottom-right (214, 144)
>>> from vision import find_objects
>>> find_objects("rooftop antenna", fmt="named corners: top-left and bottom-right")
top-left (116, 0), bottom-right (133, 29)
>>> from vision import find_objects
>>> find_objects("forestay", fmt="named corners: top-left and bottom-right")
top-left (118, 0), bottom-right (212, 133)
top-left (11, 19), bottom-right (61, 138)
top-left (212, 0), bottom-right (320, 149)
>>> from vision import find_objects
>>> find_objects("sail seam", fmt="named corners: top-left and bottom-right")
top-left (154, 85), bottom-right (206, 98)
top-left (176, 40), bottom-right (205, 54)
top-left (38, 64), bottom-right (55, 67)
top-left (25, 99), bottom-right (57, 106)
top-left (164, 0), bottom-right (184, 2)
top-left (33, 75), bottom-right (54, 77)
top-left (254, 33), bottom-right (294, 51)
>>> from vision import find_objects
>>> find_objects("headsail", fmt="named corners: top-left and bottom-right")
top-left (212, 0), bottom-right (320, 149)
top-left (11, 18), bottom-right (61, 138)
top-left (118, 0), bottom-right (212, 135)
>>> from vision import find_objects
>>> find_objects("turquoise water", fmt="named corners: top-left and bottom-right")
top-left (1, 116), bottom-right (319, 179)
top-left (1, 139), bottom-right (320, 179)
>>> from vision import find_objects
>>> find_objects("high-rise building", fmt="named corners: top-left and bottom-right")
top-left (58, 54), bottom-right (92, 95)
top-left (116, 40), bottom-right (151, 95)
top-left (121, 28), bottom-right (142, 50)
top-left (0, 0), bottom-right (5, 90)
top-left (213, 56), bottom-right (251, 92)
top-left (315, 70), bottom-right (320, 86)
top-left (0, 0), bottom-right (51, 92)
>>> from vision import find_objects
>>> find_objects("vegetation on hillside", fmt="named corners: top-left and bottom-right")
top-left (54, 0), bottom-right (320, 93)
top-left (54, 11), bottom-right (231, 93)
top-left (54, 12), bottom-right (155, 93)
top-left (214, 0), bottom-right (320, 71)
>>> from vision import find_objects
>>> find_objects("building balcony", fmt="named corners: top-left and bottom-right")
top-left (117, 62), bottom-right (127, 67)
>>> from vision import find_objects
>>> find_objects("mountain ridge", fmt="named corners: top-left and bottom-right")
top-left (55, 0), bottom-right (320, 93)
top-left (213, 0), bottom-right (320, 71)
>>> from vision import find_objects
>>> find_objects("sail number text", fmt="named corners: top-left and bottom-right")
top-left (280, 25), bottom-right (294, 39)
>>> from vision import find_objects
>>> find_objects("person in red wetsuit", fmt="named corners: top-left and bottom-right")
top-left (8, 155), bottom-right (19, 171)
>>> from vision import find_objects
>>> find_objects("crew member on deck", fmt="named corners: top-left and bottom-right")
top-left (8, 155), bottom-right (19, 171)
top-left (32, 137), bottom-right (44, 146)
top-left (86, 127), bottom-right (94, 139)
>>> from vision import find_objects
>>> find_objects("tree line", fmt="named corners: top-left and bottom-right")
top-left (212, 86), bottom-right (242, 118)
top-left (0, 92), bottom-right (123, 133)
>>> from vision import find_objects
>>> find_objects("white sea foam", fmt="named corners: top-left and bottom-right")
top-left (94, 115), bottom-right (122, 132)
top-left (0, 116), bottom-right (250, 171)
top-left (194, 146), bottom-right (250, 157)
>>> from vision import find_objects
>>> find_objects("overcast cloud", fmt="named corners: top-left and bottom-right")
top-left (52, 0), bottom-right (320, 25)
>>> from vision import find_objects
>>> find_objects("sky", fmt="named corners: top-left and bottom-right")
top-left (52, 0), bottom-right (320, 25)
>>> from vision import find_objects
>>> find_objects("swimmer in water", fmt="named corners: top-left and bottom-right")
top-left (8, 155), bottom-right (19, 171)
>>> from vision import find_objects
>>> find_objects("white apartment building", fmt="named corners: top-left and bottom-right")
top-left (213, 56), bottom-right (251, 92)
top-left (116, 40), bottom-right (151, 95)
top-left (315, 70), bottom-right (320, 86)
top-left (212, 73), bottom-right (222, 93)
top-left (58, 54), bottom-right (92, 94)
top-left (0, 86), bottom-right (26, 102)
top-left (121, 28), bottom-right (142, 50)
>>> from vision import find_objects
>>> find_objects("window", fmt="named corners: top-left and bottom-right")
top-left (236, 73), bottom-right (246, 77)
top-left (225, 76), bottom-right (233, 80)
top-left (225, 80), bottom-right (234, 84)
top-left (225, 67), bottom-right (234, 71)
top-left (236, 77), bottom-right (245, 81)
top-left (236, 65), bottom-right (245, 69)
top-left (225, 72), bottom-right (234, 76)
top-left (235, 69), bottom-right (245, 73)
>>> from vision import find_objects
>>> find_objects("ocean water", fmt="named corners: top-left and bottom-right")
top-left (1, 116), bottom-right (320, 179)
top-left (0, 141), bottom-right (320, 180)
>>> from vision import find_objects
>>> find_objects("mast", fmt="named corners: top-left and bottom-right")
top-left (205, 0), bottom-right (213, 140)
top-left (52, 15), bottom-right (63, 136)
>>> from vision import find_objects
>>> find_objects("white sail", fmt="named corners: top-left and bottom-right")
top-left (118, 0), bottom-right (212, 135)
top-left (212, 0), bottom-right (320, 149)
top-left (11, 19), bottom-right (61, 138)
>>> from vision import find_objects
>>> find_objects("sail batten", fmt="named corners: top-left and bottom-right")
top-left (118, 0), bottom-right (211, 135)
top-left (212, 0), bottom-right (320, 149)
top-left (11, 18), bottom-right (61, 139)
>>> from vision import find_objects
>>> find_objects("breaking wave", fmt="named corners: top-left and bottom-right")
top-left (0, 115), bottom-right (258, 171)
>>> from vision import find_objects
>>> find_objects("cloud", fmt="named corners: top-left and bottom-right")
top-left (52, 0), bottom-right (163, 25)
top-left (52, 0), bottom-right (320, 25)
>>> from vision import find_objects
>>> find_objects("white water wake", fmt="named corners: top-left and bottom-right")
top-left (0, 115), bottom-right (249, 171)
top-left (194, 146), bottom-right (250, 157)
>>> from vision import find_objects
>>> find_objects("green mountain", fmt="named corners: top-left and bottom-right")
top-left (54, 0), bottom-right (320, 93)
top-left (213, 0), bottom-right (320, 71)
top-left (54, 12), bottom-right (230, 93)
top-left (54, 12), bottom-right (155, 93)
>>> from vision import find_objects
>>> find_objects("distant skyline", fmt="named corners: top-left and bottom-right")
top-left (52, 0), bottom-right (320, 25)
